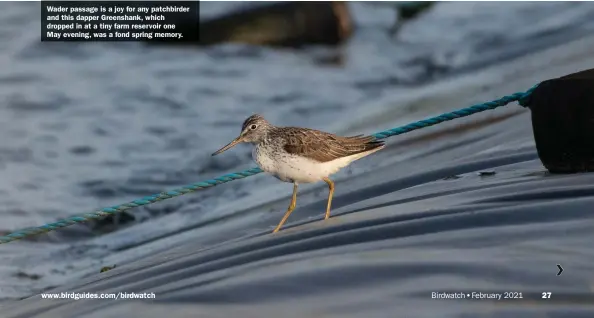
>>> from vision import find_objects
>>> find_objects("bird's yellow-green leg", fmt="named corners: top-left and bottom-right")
top-left (323, 177), bottom-right (335, 220)
top-left (273, 182), bottom-right (298, 233)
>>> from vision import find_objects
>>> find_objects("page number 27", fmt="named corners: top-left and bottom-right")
top-left (542, 292), bottom-right (552, 299)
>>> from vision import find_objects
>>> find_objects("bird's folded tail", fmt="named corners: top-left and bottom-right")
top-left (341, 135), bottom-right (385, 154)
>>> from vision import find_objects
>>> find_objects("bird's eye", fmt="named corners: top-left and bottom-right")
top-left (250, 124), bottom-right (257, 130)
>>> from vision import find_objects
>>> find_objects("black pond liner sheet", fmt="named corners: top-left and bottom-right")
top-left (3, 110), bottom-right (594, 318)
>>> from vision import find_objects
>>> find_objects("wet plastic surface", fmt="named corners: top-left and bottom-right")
top-left (3, 107), bottom-right (594, 318)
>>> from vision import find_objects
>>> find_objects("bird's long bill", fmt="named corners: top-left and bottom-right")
top-left (212, 136), bottom-right (242, 156)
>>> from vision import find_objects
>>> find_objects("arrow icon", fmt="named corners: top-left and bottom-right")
top-left (557, 264), bottom-right (563, 276)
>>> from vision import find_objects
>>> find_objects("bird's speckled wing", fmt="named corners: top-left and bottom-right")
top-left (278, 127), bottom-right (384, 163)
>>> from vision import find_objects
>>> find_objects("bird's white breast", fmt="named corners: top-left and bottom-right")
top-left (252, 143), bottom-right (370, 184)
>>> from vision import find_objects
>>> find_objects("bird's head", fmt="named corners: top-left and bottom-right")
top-left (212, 114), bottom-right (272, 156)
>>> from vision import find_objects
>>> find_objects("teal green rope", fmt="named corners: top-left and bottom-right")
top-left (0, 85), bottom-right (537, 244)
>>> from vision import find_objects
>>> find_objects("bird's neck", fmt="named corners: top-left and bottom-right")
top-left (255, 130), bottom-right (275, 146)
top-left (260, 126), bottom-right (279, 141)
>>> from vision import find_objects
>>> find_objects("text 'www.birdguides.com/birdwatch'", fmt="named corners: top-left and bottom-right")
top-left (39, 292), bottom-right (156, 300)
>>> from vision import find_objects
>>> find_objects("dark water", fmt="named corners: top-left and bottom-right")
top-left (2, 1), bottom-right (594, 312)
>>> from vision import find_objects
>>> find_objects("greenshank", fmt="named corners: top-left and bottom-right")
top-left (212, 114), bottom-right (385, 233)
